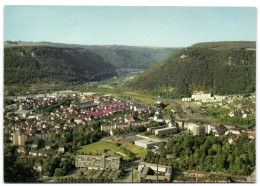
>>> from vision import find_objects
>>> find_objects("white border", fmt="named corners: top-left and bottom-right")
top-left (0, 1), bottom-right (258, 186)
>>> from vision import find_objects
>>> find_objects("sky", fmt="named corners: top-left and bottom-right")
top-left (4, 6), bottom-right (256, 47)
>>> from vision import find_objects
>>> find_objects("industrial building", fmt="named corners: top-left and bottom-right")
top-left (134, 138), bottom-right (164, 149)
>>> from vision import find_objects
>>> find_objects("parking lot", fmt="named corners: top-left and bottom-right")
top-left (84, 168), bottom-right (120, 181)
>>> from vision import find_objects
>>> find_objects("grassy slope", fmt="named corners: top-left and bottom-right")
top-left (77, 140), bottom-right (147, 160)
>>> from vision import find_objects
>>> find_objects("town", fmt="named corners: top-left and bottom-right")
top-left (4, 90), bottom-right (256, 183)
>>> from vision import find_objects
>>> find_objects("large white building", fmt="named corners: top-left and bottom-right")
top-left (75, 154), bottom-right (120, 170)
top-left (187, 123), bottom-right (213, 135)
top-left (134, 138), bottom-right (164, 149)
top-left (154, 127), bottom-right (177, 135)
top-left (182, 91), bottom-right (227, 102)
top-left (12, 132), bottom-right (27, 146)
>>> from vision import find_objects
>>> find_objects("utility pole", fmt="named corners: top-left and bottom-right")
top-left (157, 163), bottom-right (159, 182)
top-left (196, 167), bottom-right (198, 183)
top-left (131, 166), bottom-right (133, 183)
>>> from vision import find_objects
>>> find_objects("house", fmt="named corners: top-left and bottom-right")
top-left (45, 142), bottom-right (51, 150)
top-left (17, 147), bottom-right (25, 154)
top-left (58, 144), bottom-right (65, 153)
top-left (228, 111), bottom-right (235, 117)
top-left (29, 150), bottom-right (38, 156)
top-left (32, 140), bottom-right (39, 149)
top-left (153, 111), bottom-right (164, 122)
top-left (247, 131), bottom-right (255, 139)
top-left (242, 113), bottom-right (248, 118)
top-left (38, 151), bottom-right (48, 157)
top-left (124, 114), bottom-right (135, 123)
top-left (225, 128), bottom-right (241, 135)
top-left (34, 163), bottom-right (42, 172)
top-left (132, 104), bottom-right (148, 112)
top-left (74, 117), bottom-right (85, 124)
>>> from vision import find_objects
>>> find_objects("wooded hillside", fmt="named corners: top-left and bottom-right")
top-left (128, 41), bottom-right (256, 98)
top-left (4, 46), bottom-right (116, 85)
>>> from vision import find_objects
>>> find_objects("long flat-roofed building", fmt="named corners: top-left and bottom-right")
top-left (134, 138), bottom-right (164, 149)
top-left (75, 154), bottom-right (120, 170)
top-left (154, 127), bottom-right (177, 135)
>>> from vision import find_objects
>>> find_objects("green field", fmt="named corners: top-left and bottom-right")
top-left (77, 140), bottom-right (147, 160)
top-left (120, 142), bottom-right (147, 158)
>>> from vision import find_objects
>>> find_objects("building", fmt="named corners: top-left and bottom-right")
top-left (14, 103), bottom-right (31, 118)
top-left (137, 162), bottom-right (172, 182)
top-left (34, 163), bottom-right (42, 172)
top-left (225, 128), bottom-right (241, 135)
top-left (134, 138), bottom-right (164, 149)
top-left (12, 132), bottom-right (27, 146)
top-left (124, 114), bottom-right (135, 123)
top-left (131, 104), bottom-right (148, 112)
top-left (181, 98), bottom-right (192, 102)
top-left (45, 143), bottom-right (51, 150)
top-left (191, 92), bottom-right (211, 101)
top-left (32, 140), bottom-right (39, 149)
top-left (75, 154), bottom-right (120, 170)
top-left (193, 124), bottom-right (205, 135)
top-left (58, 145), bottom-right (65, 153)
top-left (18, 147), bottom-right (25, 153)
top-left (182, 91), bottom-right (226, 102)
top-left (187, 123), bottom-right (207, 135)
top-left (154, 127), bottom-right (177, 136)
top-left (147, 125), bottom-right (167, 133)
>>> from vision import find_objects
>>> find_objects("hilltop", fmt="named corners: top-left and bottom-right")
top-left (128, 41), bottom-right (256, 98)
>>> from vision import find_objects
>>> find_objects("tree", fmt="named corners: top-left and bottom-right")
top-left (4, 146), bottom-right (38, 182)
top-left (54, 168), bottom-right (63, 177)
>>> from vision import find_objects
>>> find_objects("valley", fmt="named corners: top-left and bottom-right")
top-left (4, 41), bottom-right (256, 183)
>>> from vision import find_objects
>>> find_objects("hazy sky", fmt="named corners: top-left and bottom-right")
top-left (4, 6), bottom-right (256, 47)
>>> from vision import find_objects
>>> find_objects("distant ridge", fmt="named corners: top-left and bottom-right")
top-left (4, 41), bottom-right (182, 69)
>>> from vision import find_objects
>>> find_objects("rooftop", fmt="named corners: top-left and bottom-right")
top-left (135, 138), bottom-right (163, 145)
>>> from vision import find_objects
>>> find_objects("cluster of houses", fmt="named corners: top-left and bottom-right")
top-left (5, 91), bottom-right (156, 151)
top-left (228, 103), bottom-right (256, 119)
top-left (4, 90), bottom-right (256, 178)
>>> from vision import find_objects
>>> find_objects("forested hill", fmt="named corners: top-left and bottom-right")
top-left (4, 46), bottom-right (117, 85)
top-left (5, 41), bottom-right (182, 69)
top-left (128, 41), bottom-right (256, 98)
